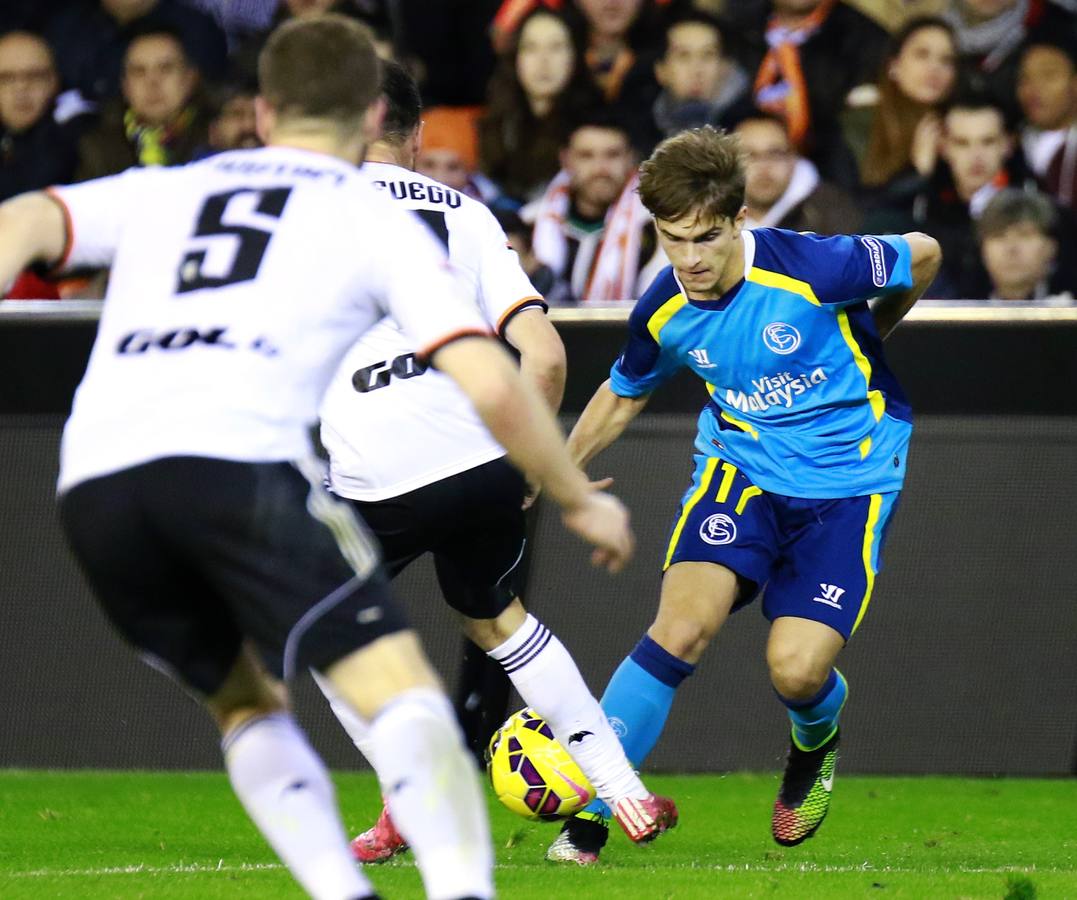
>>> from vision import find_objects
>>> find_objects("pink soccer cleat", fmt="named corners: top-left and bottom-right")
top-left (612, 793), bottom-right (679, 844)
top-left (350, 805), bottom-right (408, 863)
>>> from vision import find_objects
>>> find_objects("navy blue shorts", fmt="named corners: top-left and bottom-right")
top-left (664, 454), bottom-right (900, 640)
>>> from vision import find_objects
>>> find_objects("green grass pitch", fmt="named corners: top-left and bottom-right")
top-left (1, 770), bottom-right (1073, 899)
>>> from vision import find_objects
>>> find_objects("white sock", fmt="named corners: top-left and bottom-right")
top-left (366, 688), bottom-right (493, 900)
top-left (313, 669), bottom-right (376, 764)
top-left (489, 614), bottom-right (648, 807)
top-left (222, 713), bottom-right (373, 900)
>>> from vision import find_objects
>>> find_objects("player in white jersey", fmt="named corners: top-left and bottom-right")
top-left (0, 18), bottom-right (636, 900)
top-left (317, 62), bottom-right (677, 863)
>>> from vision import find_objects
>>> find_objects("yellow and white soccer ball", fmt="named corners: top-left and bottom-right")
top-left (485, 708), bottom-right (596, 821)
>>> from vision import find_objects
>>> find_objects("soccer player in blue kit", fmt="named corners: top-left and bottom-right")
top-left (547, 126), bottom-right (942, 864)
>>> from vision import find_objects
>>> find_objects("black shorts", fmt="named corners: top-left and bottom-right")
top-left (59, 456), bottom-right (407, 696)
top-left (347, 457), bottom-right (527, 620)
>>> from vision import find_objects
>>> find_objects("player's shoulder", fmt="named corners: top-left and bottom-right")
top-left (628, 266), bottom-right (682, 329)
top-left (747, 227), bottom-right (843, 280)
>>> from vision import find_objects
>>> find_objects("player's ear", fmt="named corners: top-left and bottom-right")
top-left (733, 205), bottom-right (748, 232)
top-left (254, 96), bottom-right (274, 145)
top-left (362, 96), bottom-right (387, 145)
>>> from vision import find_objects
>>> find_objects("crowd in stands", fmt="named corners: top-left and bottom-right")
top-left (2, 0), bottom-right (1076, 304)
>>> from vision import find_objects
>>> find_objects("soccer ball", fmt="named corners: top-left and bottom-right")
top-left (485, 708), bottom-right (596, 821)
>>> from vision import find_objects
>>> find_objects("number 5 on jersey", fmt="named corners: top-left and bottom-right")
top-left (176, 187), bottom-right (292, 294)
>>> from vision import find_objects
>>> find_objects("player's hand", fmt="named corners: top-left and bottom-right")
top-left (523, 474), bottom-right (614, 510)
top-left (560, 491), bottom-right (634, 573)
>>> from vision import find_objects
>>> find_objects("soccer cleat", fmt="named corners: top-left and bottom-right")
top-left (350, 804), bottom-right (408, 863)
top-left (545, 812), bottom-right (609, 865)
top-left (771, 728), bottom-right (840, 847)
top-left (612, 793), bottom-right (679, 844)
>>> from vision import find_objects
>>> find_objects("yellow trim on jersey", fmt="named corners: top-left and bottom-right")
top-left (735, 485), bottom-right (763, 515)
top-left (851, 493), bottom-right (883, 635)
top-left (664, 457), bottom-right (719, 569)
top-left (646, 293), bottom-right (688, 342)
top-left (859, 435), bottom-right (873, 459)
top-left (837, 309), bottom-right (885, 421)
top-left (720, 410), bottom-right (759, 439)
top-left (746, 267), bottom-right (821, 306)
top-left (715, 461), bottom-right (737, 503)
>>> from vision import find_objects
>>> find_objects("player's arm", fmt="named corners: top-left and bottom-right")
top-left (501, 307), bottom-right (566, 413)
top-left (566, 380), bottom-right (649, 469)
top-left (871, 232), bottom-right (941, 340)
top-left (0, 192), bottom-right (68, 294)
top-left (432, 336), bottom-right (633, 572)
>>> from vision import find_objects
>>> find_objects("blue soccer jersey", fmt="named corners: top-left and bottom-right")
top-left (609, 228), bottom-right (914, 498)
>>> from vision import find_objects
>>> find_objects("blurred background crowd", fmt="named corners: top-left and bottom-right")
top-left (2, 0), bottom-right (1076, 305)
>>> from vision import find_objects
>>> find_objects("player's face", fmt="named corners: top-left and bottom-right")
top-left (982, 221), bottom-right (1056, 297)
top-left (737, 119), bottom-right (796, 210)
top-left (564, 126), bottom-right (634, 214)
top-left (0, 34), bottom-right (58, 133)
top-left (209, 94), bottom-right (260, 151)
top-left (122, 35), bottom-right (198, 127)
top-left (655, 22), bottom-right (722, 102)
top-left (577, 0), bottom-right (644, 40)
top-left (654, 209), bottom-right (747, 298)
top-left (889, 25), bottom-right (956, 106)
top-left (516, 14), bottom-right (575, 104)
top-left (940, 108), bottom-right (1011, 198)
top-left (1017, 46), bottom-right (1077, 131)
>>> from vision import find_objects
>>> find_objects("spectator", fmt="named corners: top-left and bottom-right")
top-left (634, 10), bottom-right (753, 155)
top-left (735, 110), bottom-right (862, 232)
top-left (194, 83), bottom-right (259, 157)
top-left (76, 26), bottom-right (210, 180)
top-left (940, 0), bottom-right (1077, 120)
top-left (0, 32), bottom-right (87, 202)
top-left (45, 0), bottom-right (227, 105)
top-left (1016, 35), bottom-right (1077, 212)
top-left (415, 105), bottom-right (500, 203)
top-left (479, 7), bottom-right (601, 204)
top-left (858, 16), bottom-right (957, 194)
top-left (747, 0), bottom-right (890, 190)
top-left (974, 188), bottom-right (1075, 301)
top-left (520, 110), bottom-right (667, 304)
top-left (492, 206), bottom-right (572, 305)
top-left (570, 0), bottom-right (689, 102)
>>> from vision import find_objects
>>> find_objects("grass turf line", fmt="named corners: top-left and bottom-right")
top-left (0, 771), bottom-right (1073, 898)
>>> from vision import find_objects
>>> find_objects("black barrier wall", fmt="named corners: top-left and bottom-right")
top-left (1, 313), bottom-right (1076, 774)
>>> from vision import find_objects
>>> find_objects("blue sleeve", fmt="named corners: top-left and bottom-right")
top-left (755, 230), bottom-right (913, 307)
top-left (608, 269), bottom-right (683, 397)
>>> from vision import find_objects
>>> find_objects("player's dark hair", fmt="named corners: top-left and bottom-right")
top-left (638, 126), bottom-right (744, 224)
top-left (259, 14), bottom-right (381, 127)
top-left (379, 60), bottom-right (422, 144)
top-left (976, 188), bottom-right (1057, 243)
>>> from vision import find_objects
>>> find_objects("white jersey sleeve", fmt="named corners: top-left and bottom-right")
top-left (468, 203), bottom-right (546, 335)
top-left (349, 199), bottom-right (491, 361)
top-left (49, 168), bottom-right (155, 270)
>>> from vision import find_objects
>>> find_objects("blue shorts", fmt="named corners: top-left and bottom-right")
top-left (663, 454), bottom-right (901, 640)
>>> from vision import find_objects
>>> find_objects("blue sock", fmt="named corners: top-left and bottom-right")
top-left (779, 668), bottom-right (848, 751)
top-left (581, 635), bottom-right (695, 820)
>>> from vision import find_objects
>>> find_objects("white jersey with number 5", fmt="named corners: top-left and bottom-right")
top-left (319, 161), bottom-right (545, 501)
top-left (50, 147), bottom-right (489, 493)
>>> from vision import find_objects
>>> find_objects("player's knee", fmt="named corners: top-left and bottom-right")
top-left (460, 599), bottom-right (527, 652)
top-left (767, 648), bottom-right (829, 701)
top-left (649, 615), bottom-right (716, 662)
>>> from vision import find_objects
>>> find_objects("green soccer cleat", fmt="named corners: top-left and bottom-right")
top-left (545, 811), bottom-right (609, 865)
top-left (771, 729), bottom-right (840, 847)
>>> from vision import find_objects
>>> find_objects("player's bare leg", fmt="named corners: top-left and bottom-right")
top-left (549, 562), bottom-right (737, 864)
top-left (767, 617), bottom-right (847, 847)
top-left (209, 643), bottom-right (380, 900)
top-left (322, 630), bottom-right (493, 899)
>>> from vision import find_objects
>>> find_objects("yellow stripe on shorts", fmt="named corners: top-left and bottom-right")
top-left (850, 493), bottom-right (883, 635)
top-left (663, 457), bottom-right (720, 570)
